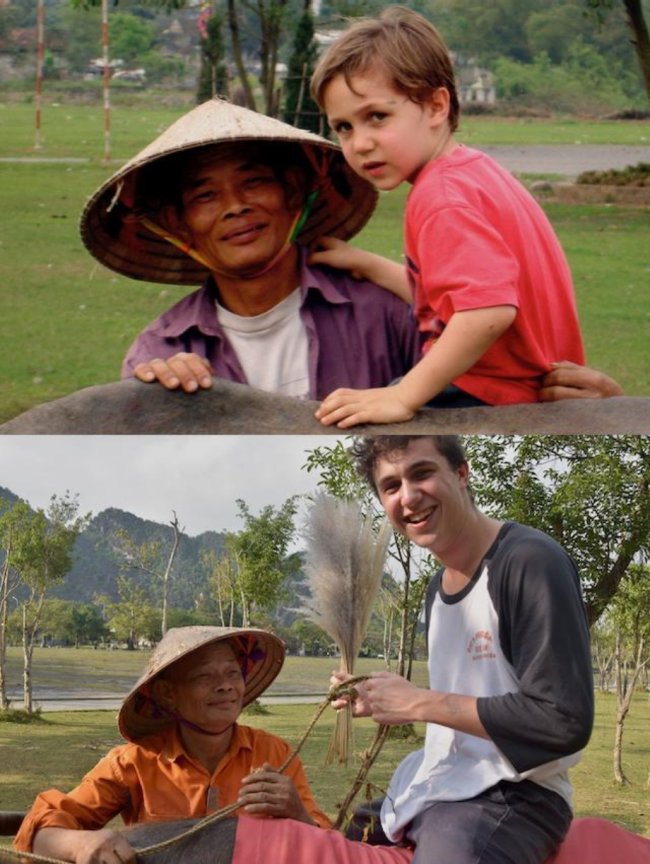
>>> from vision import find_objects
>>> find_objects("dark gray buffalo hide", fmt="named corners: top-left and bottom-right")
top-left (126, 817), bottom-right (237, 864)
top-left (0, 378), bottom-right (648, 435)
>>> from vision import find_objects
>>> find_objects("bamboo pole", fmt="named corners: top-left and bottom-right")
top-left (34, 0), bottom-right (44, 150)
top-left (101, 0), bottom-right (111, 163)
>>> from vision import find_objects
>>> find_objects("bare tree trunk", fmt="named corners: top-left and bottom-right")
top-left (0, 556), bottom-right (12, 709)
top-left (22, 593), bottom-right (47, 713)
top-left (623, 0), bottom-right (650, 99)
top-left (22, 605), bottom-right (32, 713)
top-left (394, 541), bottom-right (411, 678)
top-left (405, 577), bottom-right (428, 682)
top-left (613, 633), bottom-right (646, 784)
top-left (240, 593), bottom-right (250, 627)
top-left (161, 513), bottom-right (181, 636)
top-left (226, 0), bottom-right (256, 109)
top-left (382, 603), bottom-right (394, 670)
top-left (594, 641), bottom-right (615, 691)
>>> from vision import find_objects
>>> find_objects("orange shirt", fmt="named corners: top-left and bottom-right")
top-left (14, 724), bottom-right (330, 851)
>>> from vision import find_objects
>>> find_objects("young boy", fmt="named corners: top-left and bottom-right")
top-left (310, 5), bottom-right (586, 428)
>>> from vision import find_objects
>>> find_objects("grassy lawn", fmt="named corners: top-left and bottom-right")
top-left (0, 103), bottom-right (648, 422)
top-left (0, 648), bottom-right (648, 837)
top-left (1, 646), bottom-right (429, 697)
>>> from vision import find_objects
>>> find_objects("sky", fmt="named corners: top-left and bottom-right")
top-left (0, 436), bottom-right (347, 537)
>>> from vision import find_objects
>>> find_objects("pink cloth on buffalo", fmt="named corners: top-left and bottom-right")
top-left (232, 815), bottom-right (413, 863)
top-left (232, 815), bottom-right (650, 863)
top-left (548, 817), bottom-right (650, 863)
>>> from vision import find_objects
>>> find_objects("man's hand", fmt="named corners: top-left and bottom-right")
top-left (331, 671), bottom-right (426, 726)
top-left (33, 827), bottom-right (136, 864)
top-left (329, 670), bottom-right (372, 717)
top-left (238, 763), bottom-right (312, 823)
top-left (540, 361), bottom-right (623, 401)
top-left (316, 386), bottom-right (415, 428)
top-left (133, 353), bottom-right (214, 393)
top-left (362, 672), bottom-right (426, 726)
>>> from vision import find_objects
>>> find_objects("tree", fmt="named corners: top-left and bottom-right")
top-left (221, 0), bottom-right (318, 115)
top-left (202, 547), bottom-right (238, 626)
top-left (607, 562), bottom-right (650, 784)
top-left (587, 0), bottom-right (650, 98)
top-left (290, 618), bottom-right (334, 655)
top-left (225, 0), bottom-right (256, 109)
top-left (38, 599), bottom-right (108, 646)
top-left (283, 4), bottom-right (320, 131)
top-left (96, 574), bottom-right (160, 648)
top-left (445, 0), bottom-right (546, 63)
top-left (463, 436), bottom-right (650, 626)
top-left (197, 7), bottom-right (228, 103)
top-left (112, 511), bottom-right (182, 637)
top-left (226, 497), bottom-right (299, 626)
top-left (110, 12), bottom-right (155, 63)
top-left (8, 493), bottom-right (89, 713)
top-left (591, 616), bottom-right (616, 691)
top-left (0, 500), bottom-right (33, 709)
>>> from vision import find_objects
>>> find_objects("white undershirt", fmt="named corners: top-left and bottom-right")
top-left (215, 288), bottom-right (310, 398)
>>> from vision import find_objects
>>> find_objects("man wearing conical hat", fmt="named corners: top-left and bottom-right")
top-left (14, 626), bottom-right (330, 864)
top-left (80, 98), bottom-right (619, 404)
top-left (80, 98), bottom-right (420, 401)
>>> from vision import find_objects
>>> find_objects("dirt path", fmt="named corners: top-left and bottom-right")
top-left (480, 144), bottom-right (649, 178)
top-left (1, 145), bottom-right (647, 178)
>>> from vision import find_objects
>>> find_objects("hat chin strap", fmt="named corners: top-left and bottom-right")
top-left (158, 700), bottom-right (236, 737)
top-left (138, 189), bottom-right (319, 282)
top-left (176, 711), bottom-right (235, 737)
top-left (132, 690), bottom-right (236, 738)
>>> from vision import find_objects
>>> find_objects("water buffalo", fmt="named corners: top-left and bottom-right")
top-left (1, 814), bottom-right (649, 864)
top-left (0, 378), bottom-right (648, 434)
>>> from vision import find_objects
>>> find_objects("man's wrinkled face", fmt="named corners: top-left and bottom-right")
top-left (177, 146), bottom-right (301, 277)
top-left (156, 641), bottom-right (246, 733)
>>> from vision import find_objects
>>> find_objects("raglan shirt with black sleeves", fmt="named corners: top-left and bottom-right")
top-left (380, 521), bottom-right (594, 843)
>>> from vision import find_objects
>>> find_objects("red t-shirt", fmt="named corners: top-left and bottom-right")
top-left (405, 146), bottom-right (585, 404)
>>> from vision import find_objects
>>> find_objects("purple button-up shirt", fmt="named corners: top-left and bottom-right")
top-left (122, 250), bottom-right (420, 400)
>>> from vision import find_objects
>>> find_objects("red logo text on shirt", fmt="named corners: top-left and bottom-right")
top-left (467, 630), bottom-right (496, 661)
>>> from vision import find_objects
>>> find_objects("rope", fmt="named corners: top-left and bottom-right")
top-left (0, 678), bottom-right (373, 864)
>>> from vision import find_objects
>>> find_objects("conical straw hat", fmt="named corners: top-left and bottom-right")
top-left (80, 98), bottom-right (378, 285)
top-left (118, 625), bottom-right (285, 741)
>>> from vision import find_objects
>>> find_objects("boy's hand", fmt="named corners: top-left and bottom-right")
top-left (308, 236), bottom-right (370, 280)
top-left (309, 237), bottom-right (412, 302)
top-left (315, 386), bottom-right (415, 428)
top-left (133, 353), bottom-right (214, 393)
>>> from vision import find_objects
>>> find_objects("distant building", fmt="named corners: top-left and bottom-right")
top-left (457, 65), bottom-right (496, 105)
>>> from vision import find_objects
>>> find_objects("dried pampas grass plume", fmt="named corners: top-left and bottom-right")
top-left (302, 492), bottom-right (391, 764)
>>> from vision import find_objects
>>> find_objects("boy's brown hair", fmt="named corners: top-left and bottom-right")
top-left (311, 5), bottom-right (459, 133)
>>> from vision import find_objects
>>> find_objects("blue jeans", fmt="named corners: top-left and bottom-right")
top-left (345, 780), bottom-right (571, 864)
top-left (406, 780), bottom-right (572, 864)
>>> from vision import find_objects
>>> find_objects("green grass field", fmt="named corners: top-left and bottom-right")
top-left (0, 647), bottom-right (648, 837)
top-left (0, 103), bottom-right (648, 422)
